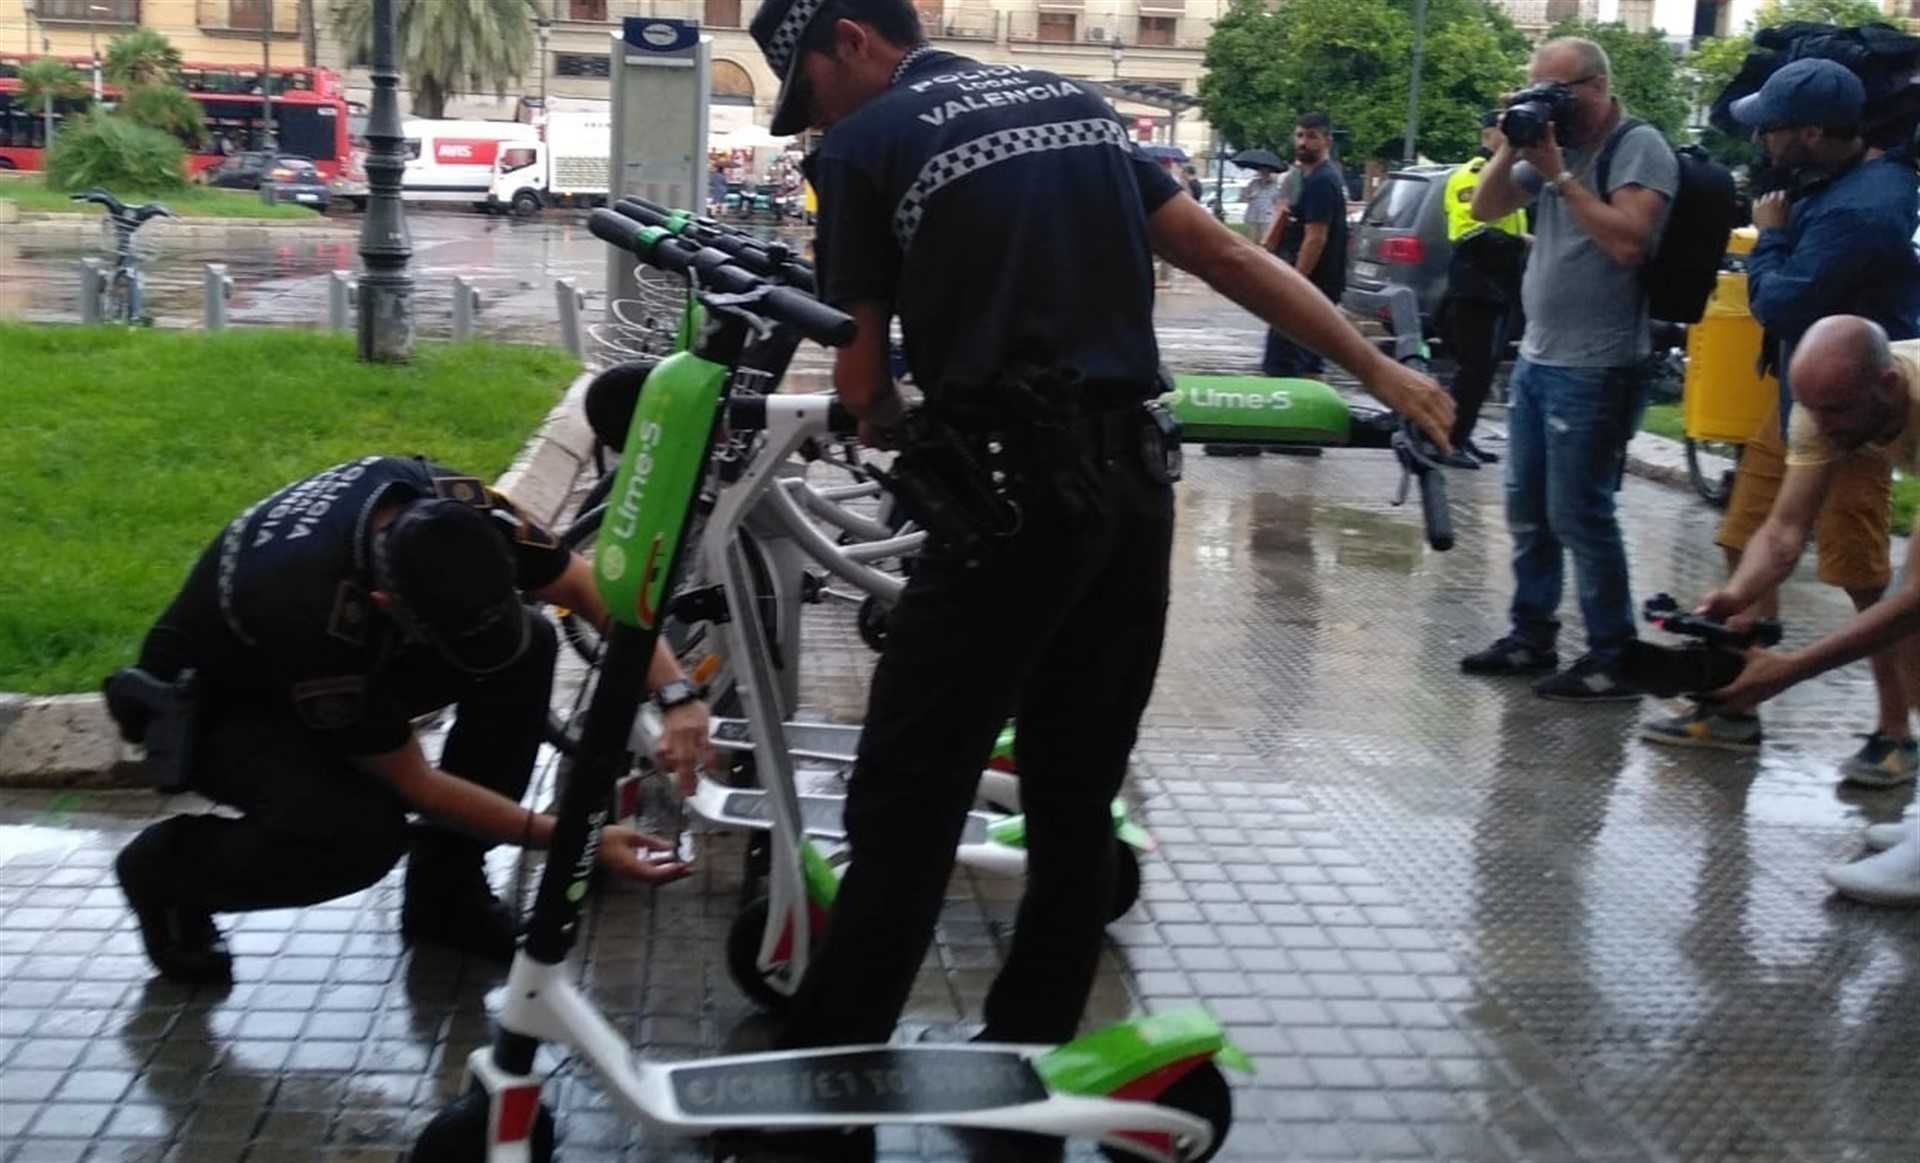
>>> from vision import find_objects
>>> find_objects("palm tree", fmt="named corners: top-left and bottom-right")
top-left (17, 57), bottom-right (90, 112)
top-left (103, 28), bottom-right (183, 89)
top-left (117, 84), bottom-right (208, 149)
top-left (331, 0), bottom-right (537, 120)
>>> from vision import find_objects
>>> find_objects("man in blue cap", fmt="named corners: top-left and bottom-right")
top-left (1643, 57), bottom-right (1920, 779)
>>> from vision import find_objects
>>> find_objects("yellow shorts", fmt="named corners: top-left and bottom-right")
top-left (1716, 403), bottom-right (1892, 591)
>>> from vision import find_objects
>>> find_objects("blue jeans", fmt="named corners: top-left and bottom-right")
top-left (1263, 329), bottom-right (1325, 377)
top-left (1504, 358), bottom-right (1650, 663)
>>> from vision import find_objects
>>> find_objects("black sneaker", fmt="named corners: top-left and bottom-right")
top-left (1439, 449), bottom-right (1482, 470)
top-left (1533, 654), bottom-right (1643, 703)
top-left (116, 826), bottom-right (233, 986)
top-left (1461, 635), bottom-right (1558, 676)
top-left (1201, 444), bottom-right (1262, 457)
top-left (1465, 438), bottom-right (1500, 464)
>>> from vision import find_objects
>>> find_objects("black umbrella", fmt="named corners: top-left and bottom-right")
top-left (1231, 148), bottom-right (1288, 172)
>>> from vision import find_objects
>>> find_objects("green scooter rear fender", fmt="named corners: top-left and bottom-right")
top-left (594, 351), bottom-right (728, 630)
top-left (986, 799), bottom-right (1154, 852)
top-left (1035, 1008), bottom-right (1253, 1098)
top-left (1168, 375), bottom-right (1352, 445)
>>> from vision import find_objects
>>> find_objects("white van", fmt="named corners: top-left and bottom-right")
top-left (401, 119), bottom-right (539, 206)
top-left (486, 110), bottom-right (612, 215)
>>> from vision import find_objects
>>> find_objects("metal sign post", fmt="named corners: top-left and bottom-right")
top-left (605, 18), bottom-right (711, 313)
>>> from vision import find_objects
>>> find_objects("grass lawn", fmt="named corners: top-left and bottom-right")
top-left (0, 325), bottom-right (577, 693)
top-left (0, 175), bottom-right (324, 220)
top-left (1639, 403), bottom-right (1920, 535)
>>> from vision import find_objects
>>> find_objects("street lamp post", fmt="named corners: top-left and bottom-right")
top-left (357, 0), bottom-right (415, 362)
top-left (1110, 36), bottom-right (1122, 81)
top-left (88, 3), bottom-right (109, 102)
top-left (261, 0), bottom-right (277, 150)
top-left (21, 0), bottom-right (32, 56)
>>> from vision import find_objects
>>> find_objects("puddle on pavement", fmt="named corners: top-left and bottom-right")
top-left (0, 821), bottom-right (93, 863)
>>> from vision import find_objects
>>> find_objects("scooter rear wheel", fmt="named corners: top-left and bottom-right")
top-left (1109, 841), bottom-right (1142, 923)
top-left (1099, 1061), bottom-right (1232, 1163)
top-left (414, 1081), bottom-right (556, 1162)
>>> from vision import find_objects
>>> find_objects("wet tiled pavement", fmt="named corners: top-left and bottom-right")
top-left (5, 441), bottom-right (1919, 1162)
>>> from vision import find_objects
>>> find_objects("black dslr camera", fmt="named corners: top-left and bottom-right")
top-left (1500, 81), bottom-right (1579, 147)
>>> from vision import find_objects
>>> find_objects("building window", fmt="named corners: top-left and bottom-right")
top-left (1037, 12), bottom-right (1076, 42)
top-left (227, 0), bottom-right (271, 31)
top-left (568, 0), bottom-right (609, 20)
top-left (554, 53), bottom-right (611, 78)
top-left (36, 0), bottom-right (138, 21)
top-left (705, 0), bottom-right (743, 27)
top-left (1136, 15), bottom-right (1175, 45)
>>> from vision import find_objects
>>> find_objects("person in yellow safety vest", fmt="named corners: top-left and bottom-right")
top-left (1438, 111), bottom-right (1530, 468)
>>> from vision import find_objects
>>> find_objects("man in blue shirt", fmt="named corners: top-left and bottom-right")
top-left (1644, 58), bottom-right (1920, 782)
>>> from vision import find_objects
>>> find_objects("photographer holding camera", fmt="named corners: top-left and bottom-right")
top-left (1459, 37), bottom-right (1677, 702)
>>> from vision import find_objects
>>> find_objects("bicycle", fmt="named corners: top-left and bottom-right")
top-left (70, 188), bottom-right (175, 326)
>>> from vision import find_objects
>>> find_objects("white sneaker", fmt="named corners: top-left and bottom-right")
top-left (1825, 834), bottom-right (1920, 906)
top-left (1863, 822), bottom-right (1911, 852)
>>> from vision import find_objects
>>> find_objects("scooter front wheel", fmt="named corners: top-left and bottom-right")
top-left (726, 896), bottom-right (800, 1014)
top-left (414, 1081), bottom-right (556, 1162)
top-left (1099, 1061), bottom-right (1232, 1163)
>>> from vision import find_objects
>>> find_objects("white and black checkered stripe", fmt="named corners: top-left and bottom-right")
top-left (892, 118), bottom-right (1132, 250)
top-left (764, 0), bottom-right (824, 78)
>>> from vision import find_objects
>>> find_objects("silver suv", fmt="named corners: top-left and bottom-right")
top-left (1342, 165), bottom-right (1457, 340)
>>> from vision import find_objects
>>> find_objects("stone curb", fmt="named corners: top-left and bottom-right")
top-left (0, 369), bottom-right (597, 790)
top-left (0, 214), bottom-right (351, 249)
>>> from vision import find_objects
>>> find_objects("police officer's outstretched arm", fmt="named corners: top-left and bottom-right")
top-left (532, 552), bottom-right (716, 791)
top-left (354, 741), bottom-right (694, 883)
top-left (1148, 192), bottom-right (1456, 450)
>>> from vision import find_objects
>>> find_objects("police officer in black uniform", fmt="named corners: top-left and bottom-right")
top-left (111, 455), bottom-right (709, 985)
top-left (736, 2), bottom-right (1453, 1157)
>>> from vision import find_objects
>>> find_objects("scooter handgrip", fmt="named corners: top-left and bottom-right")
top-left (1418, 463), bottom-right (1454, 551)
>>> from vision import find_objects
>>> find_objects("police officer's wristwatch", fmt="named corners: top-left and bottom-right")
top-left (653, 679), bottom-right (701, 712)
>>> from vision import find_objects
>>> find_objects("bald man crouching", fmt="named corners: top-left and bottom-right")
top-left (1700, 315), bottom-right (1920, 904)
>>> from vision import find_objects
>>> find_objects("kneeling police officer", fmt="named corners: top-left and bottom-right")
top-left (109, 455), bottom-right (709, 984)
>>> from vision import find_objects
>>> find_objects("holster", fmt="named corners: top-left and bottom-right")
top-left (102, 667), bottom-right (201, 793)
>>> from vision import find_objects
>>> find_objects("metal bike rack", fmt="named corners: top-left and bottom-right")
top-left (555, 277), bottom-right (587, 360)
top-left (203, 263), bottom-right (235, 331)
top-left (328, 271), bottom-right (359, 332)
top-left (77, 259), bottom-right (107, 323)
top-left (451, 276), bottom-right (482, 340)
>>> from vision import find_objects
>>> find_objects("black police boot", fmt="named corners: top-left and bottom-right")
top-left (115, 819), bottom-right (234, 986)
top-left (401, 828), bottom-right (517, 963)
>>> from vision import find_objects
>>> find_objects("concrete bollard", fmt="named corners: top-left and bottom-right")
top-left (451, 276), bottom-right (482, 341)
top-left (203, 262), bottom-right (235, 331)
top-left (328, 270), bottom-right (359, 332)
top-left (555, 277), bottom-right (586, 360)
top-left (77, 258), bottom-right (106, 323)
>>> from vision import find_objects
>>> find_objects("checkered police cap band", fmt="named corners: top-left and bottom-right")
top-left (765, 0), bottom-right (826, 78)
top-left (893, 118), bottom-right (1132, 250)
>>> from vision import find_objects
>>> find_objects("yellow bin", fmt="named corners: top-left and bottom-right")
top-left (1683, 266), bottom-right (1777, 443)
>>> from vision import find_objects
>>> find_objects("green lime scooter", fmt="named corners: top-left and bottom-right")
top-left (411, 211), bottom-right (1249, 1163)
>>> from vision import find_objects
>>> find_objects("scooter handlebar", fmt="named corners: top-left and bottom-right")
top-left (589, 209), bottom-right (854, 347)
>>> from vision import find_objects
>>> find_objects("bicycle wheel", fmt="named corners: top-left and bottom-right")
top-left (105, 270), bottom-right (133, 325)
top-left (1685, 438), bottom-right (1741, 509)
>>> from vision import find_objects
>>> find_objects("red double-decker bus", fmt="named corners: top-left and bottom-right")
top-left (0, 58), bottom-right (359, 190)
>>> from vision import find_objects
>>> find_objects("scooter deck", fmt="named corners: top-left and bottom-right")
top-left (665, 1046), bottom-right (1047, 1119)
top-left (690, 779), bottom-right (994, 846)
top-left (710, 717), bottom-right (861, 765)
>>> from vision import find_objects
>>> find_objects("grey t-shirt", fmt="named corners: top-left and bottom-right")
top-left (1513, 118), bottom-right (1678, 367)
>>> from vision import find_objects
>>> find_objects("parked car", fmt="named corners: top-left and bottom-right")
top-left (260, 157), bottom-right (330, 210)
top-left (205, 151), bottom-right (331, 210)
top-left (1342, 164), bottom-right (1455, 336)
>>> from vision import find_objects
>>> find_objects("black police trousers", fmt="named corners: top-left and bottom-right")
top-left (146, 613), bottom-right (556, 915)
top-left (1447, 296), bottom-right (1511, 448)
top-left (780, 420), bottom-right (1174, 1048)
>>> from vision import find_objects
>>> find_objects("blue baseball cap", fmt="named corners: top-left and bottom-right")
top-left (1731, 58), bottom-right (1865, 130)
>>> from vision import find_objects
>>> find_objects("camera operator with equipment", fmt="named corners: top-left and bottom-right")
top-left (1459, 36), bottom-right (1678, 703)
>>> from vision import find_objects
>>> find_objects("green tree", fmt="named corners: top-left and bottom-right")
top-left (1199, 0), bottom-right (1528, 164)
top-left (330, 0), bottom-right (536, 120)
top-left (117, 84), bottom-right (207, 149)
top-left (45, 110), bottom-right (186, 192)
top-left (1546, 19), bottom-right (1690, 137)
top-left (16, 57), bottom-right (90, 113)
top-left (103, 28), bottom-right (183, 89)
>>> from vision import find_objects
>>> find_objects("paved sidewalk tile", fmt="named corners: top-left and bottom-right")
top-left (4, 455), bottom-right (1917, 1162)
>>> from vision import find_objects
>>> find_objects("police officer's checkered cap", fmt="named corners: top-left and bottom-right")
top-left (762, 0), bottom-right (824, 79)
